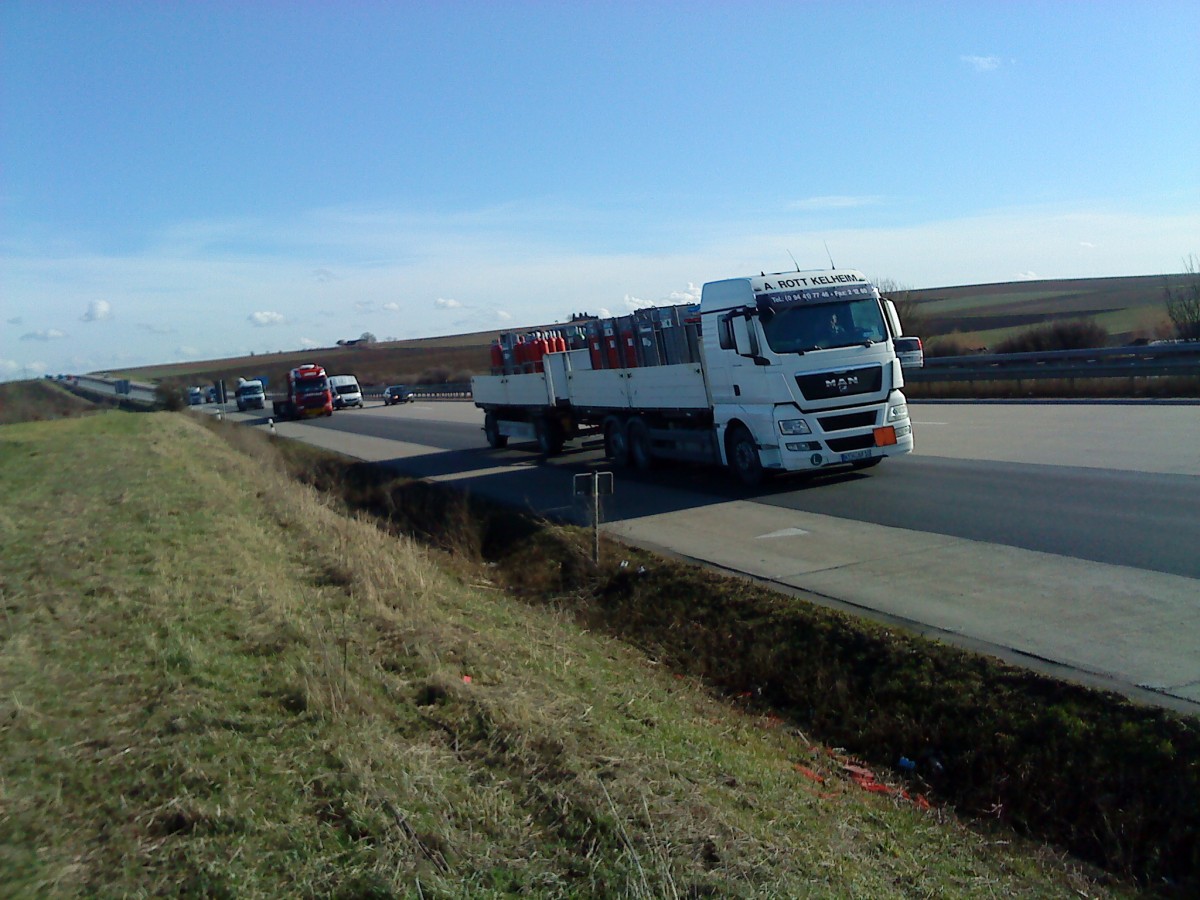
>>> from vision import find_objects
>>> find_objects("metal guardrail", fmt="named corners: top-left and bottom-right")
top-left (906, 343), bottom-right (1200, 384)
top-left (362, 382), bottom-right (473, 400)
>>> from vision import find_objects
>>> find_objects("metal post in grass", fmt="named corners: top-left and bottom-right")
top-left (574, 471), bottom-right (614, 564)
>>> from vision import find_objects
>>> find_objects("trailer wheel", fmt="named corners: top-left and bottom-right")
top-left (627, 419), bottom-right (655, 470)
top-left (603, 417), bottom-right (630, 466)
top-left (726, 425), bottom-right (764, 487)
top-left (484, 411), bottom-right (508, 449)
top-left (535, 417), bottom-right (565, 455)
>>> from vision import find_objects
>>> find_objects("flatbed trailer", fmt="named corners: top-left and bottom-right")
top-left (473, 268), bottom-right (915, 485)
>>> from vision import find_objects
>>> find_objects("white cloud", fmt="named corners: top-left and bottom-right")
top-left (81, 299), bottom-right (112, 322)
top-left (666, 283), bottom-right (702, 305)
top-left (249, 311), bottom-right (285, 326)
top-left (623, 294), bottom-right (653, 310)
top-left (597, 307), bottom-right (612, 318)
top-left (1016, 271), bottom-right (1040, 280)
top-left (312, 268), bottom-right (337, 282)
top-left (20, 328), bottom-right (67, 341)
top-left (962, 55), bottom-right (1002, 72)
top-left (1079, 241), bottom-right (1096, 248)
top-left (435, 297), bottom-right (462, 309)
top-left (496, 310), bottom-right (512, 321)
top-left (175, 346), bottom-right (200, 358)
top-left (382, 301), bottom-right (401, 311)
top-left (300, 337), bottom-right (318, 348)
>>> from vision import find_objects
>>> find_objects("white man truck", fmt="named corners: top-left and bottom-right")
top-left (470, 268), bottom-right (914, 485)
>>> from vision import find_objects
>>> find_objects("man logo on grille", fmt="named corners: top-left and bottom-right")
top-left (825, 375), bottom-right (859, 393)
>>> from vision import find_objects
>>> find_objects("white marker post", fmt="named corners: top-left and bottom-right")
top-left (573, 471), bottom-right (614, 564)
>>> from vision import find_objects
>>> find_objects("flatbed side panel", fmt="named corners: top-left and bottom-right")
top-left (564, 368), bottom-right (632, 408)
top-left (471, 373), bottom-right (552, 408)
top-left (627, 364), bottom-right (710, 409)
top-left (565, 364), bottom-right (709, 410)
top-left (506, 372), bottom-right (552, 407)
top-left (471, 374), bottom-right (507, 407)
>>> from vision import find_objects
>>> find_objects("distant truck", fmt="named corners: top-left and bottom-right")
top-left (472, 268), bottom-right (914, 485)
top-left (235, 378), bottom-right (267, 411)
top-left (272, 364), bottom-right (333, 420)
top-left (327, 374), bottom-right (364, 409)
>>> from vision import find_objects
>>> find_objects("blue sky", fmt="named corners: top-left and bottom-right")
top-left (3, 1), bottom-right (1198, 379)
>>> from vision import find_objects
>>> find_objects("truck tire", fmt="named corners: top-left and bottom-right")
top-left (627, 418), bottom-right (655, 471)
top-left (535, 417), bottom-right (565, 455)
top-left (726, 425), bottom-right (764, 487)
top-left (604, 417), bottom-right (630, 466)
top-left (484, 411), bottom-right (508, 449)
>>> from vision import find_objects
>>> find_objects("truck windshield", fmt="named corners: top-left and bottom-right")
top-left (760, 298), bottom-right (887, 353)
top-left (296, 379), bottom-right (328, 395)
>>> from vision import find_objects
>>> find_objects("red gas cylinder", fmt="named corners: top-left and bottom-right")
top-left (603, 323), bottom-right (620, 369)
top-left (554, 333), bottom-right (567, 353)
top-left (589, 337), bottom-right (604, 369)
top-left (620, 325), bottom-right (639, 367)
top-left (490, 340), bottom-right (503, 372)
top-left (532, 333), bottom-right (547, 372)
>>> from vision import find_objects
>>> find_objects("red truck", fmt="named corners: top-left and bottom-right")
top-left (272, 364), bottom-right (333, 420)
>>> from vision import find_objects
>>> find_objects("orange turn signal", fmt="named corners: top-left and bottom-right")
top-left (873, 426), bottom-right (897, 447)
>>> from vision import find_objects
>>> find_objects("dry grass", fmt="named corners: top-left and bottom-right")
top-left (0, 410), bottom-right (1135, 897)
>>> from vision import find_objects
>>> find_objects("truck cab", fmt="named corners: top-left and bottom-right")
top-left (701, 271), bottom-right (913, 479)
top-left (235, 380), bottom-right (267, 411)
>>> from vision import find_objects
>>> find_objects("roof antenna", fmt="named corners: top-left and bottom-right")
top-left (824, 241), bottom-right (836, 270)
top-left (787, 249), bottom-right (800, 272)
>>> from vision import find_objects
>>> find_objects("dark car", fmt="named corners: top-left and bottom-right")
top-left (382, 385), bottom-right (414, 405)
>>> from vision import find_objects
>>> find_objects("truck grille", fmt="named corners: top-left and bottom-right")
top-left (818, 411), bottom-right (877, 432)
top-left (795, 366), bottom-right (882, 401)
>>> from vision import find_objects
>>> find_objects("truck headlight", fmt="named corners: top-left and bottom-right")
top-left (887, 403), bottom-right (908, 422)
top-left (778, 418), bottom-right (812, 435)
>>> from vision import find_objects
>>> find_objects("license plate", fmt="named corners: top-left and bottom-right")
top-left (840, 449), bottom-right (874, 462)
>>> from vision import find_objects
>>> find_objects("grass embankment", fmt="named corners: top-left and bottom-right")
top-left (1, 411), bottom-right (1132, 897)
top-left (0, 380), bottom-right (104, 426)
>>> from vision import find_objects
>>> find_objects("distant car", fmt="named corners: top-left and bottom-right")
top-left (205, 387), bottom-right (218, 403)
top-left (186, 386), bottom-right (204, 406)
top-left (894, 337), bottom-right (924, 369)
top-left (382, 385), bottom-right (414, 405)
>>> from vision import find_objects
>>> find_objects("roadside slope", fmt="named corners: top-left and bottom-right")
top-left (0, 411), bottom-right (1122, 897)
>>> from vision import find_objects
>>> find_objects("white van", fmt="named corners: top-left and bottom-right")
top-left (327, 374), bottom-right (363, 409)
top-left (235, 379), bottom-right (267, 411)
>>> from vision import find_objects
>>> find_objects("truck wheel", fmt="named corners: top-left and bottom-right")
top-left (604, 417), bottom-right (629, 466)
top-left (535, 417), bottom-right (565, 455)
top-left (726, 425), bottom-right (764, 487)
top-left (627, 419), bottom-right (655, 470)
top-left (484, 411), bottom-right (508, 449)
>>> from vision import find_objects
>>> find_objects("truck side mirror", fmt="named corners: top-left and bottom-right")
top-left (883, 299), bottom-right (903, 338)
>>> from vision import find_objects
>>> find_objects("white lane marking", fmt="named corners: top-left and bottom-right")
top-left (757, 527), bottom-right (810, 539)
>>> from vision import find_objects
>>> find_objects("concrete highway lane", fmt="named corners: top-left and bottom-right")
top-left (224, 400), bottom-right (1200, 713)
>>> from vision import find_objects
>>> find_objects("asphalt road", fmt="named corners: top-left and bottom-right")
top-left (220, 399), bottom-right (1200, 714)
top-left (281, 400), bottom-right (1200, 579)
